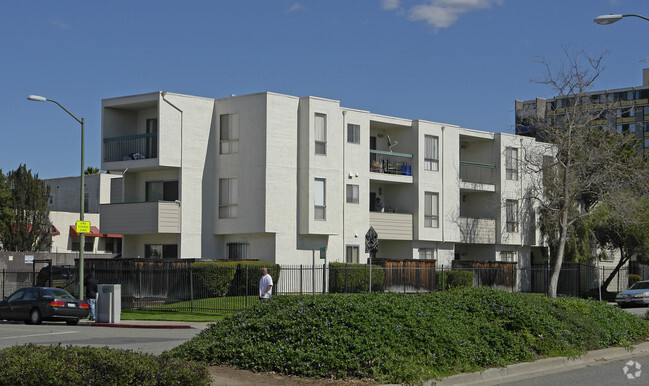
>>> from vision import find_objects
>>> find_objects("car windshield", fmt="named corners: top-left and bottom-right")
top-left (629, 282), bottom-right (649, 290)
top-left (42, 288), bottom-right (74, 299)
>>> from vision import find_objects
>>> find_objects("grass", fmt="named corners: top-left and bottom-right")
top-left (121, 309), bottom-right (232, 323)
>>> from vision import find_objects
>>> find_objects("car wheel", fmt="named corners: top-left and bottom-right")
top-left (66, 319), bottom-right (79, 326)
top-left (29, 308), bottom-right (42, 325)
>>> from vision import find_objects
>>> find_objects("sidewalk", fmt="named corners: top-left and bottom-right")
top-left (77, 318), bottom-right (212, 330)
top-left (432, 341), bottom-right (649, 385)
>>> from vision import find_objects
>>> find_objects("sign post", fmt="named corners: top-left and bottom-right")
top-left (320, 247), bottom-right (327, 294)
top-left (365, 227), bottom-right (378, 293)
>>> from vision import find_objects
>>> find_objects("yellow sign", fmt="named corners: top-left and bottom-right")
top-left (75, 221), bottom-right (91, 234)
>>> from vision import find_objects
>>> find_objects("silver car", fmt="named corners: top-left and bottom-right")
top-left (616, 280), bottom-right (649, 308)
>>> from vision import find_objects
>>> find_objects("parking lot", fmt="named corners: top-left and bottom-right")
top-left (0, 320), bottom-right (211, 355)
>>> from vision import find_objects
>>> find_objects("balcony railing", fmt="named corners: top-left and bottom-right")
top-left (459, 161), bottom-right (495, 185)
top-left (370, 150), bottom-right (413, 176)
top-left (104, 133), bottom-right (157, 162)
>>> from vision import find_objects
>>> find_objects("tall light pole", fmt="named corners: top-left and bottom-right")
top-left (28, 95), bottom-right (85, 299)
top-left (594, 14), bottom-right (649, 25)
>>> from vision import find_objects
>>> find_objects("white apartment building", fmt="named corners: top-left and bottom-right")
top-left (46, 173), bottom-right (122, 254)
top-left (99, 91), bottom-right (546, 271)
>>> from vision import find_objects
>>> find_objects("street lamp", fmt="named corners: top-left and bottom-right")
top-left (594, 14), bottom-right (649, 25)
top-left (27, 94), bottom-right (86, 300)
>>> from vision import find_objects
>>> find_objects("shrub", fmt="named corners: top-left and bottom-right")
top-left (192, 262), bottom-right (237, 297)
top-left (435, 270), bottom-right (473, 290)
top-left (171, 288), bottom-right (649, 384)
top-left (232, 261), bottom-right (281, 296)
top-left (629, 274), bottom-right (642, 287)
top-left (0, 344), bottom-right (210, 385)
top-left (328, 263), bottom-right (384, 293)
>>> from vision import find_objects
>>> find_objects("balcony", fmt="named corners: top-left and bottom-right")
top-left (369, 212), bottom-right (413, 240)
top-left (459, 161), bottom-right (496, 191)
top-left (104, 133), bottom-right (157, 162)
top-left (370, 150), bottom-right (414, 183)
top-left (458, 217), bottom-right (496, 244)
top-left (100, 201), bottom-right (180, 234)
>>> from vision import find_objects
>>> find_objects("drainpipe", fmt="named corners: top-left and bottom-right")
top-left (441, 126), bottom-right (446, 262)
top-left (161, 92), bottom-right (183, 258)
top-left (342, 110), bottom-right (347, 267)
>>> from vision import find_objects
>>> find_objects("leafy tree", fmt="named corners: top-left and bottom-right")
top-left (0, 165), bottom-right (52, 251)
top-left (84, 166), bottom-right (100, 175)
top-left (523, 48), bottom-right (649, 298)
top-left (0, 170), bottom-right (13, 248)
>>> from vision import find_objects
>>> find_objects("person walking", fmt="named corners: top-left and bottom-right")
top-left (84, 272), bottom-right (99, 321)
top-left (259, 267), bottom-right (273, 301)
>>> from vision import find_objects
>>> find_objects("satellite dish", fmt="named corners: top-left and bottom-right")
top-left (387, 135), bottom-right (399, 152)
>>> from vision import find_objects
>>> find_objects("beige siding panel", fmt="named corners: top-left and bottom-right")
top-left (158, 202), bottom-right (181, 233)
top-left (369, 213), bottom-right (412, 240)
top-left (100, 202), bottom-right (180, 234)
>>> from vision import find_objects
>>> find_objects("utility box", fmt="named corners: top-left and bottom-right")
top-left (97, 284), bottom-right (121, 323)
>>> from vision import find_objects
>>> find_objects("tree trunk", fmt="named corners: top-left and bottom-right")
top-left (600, 248), bottom-right (629, 292)
top-left (548, 207), bottom-right (569, 298)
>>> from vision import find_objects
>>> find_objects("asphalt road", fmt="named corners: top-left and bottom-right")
top-left (0, 320), bottom-right (211, 355)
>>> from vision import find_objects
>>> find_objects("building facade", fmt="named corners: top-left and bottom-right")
top-left (100, 91), bottom-right (546, 273)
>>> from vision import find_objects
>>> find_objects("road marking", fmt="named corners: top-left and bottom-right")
top-left (0, 331), bottom-right (76, 340)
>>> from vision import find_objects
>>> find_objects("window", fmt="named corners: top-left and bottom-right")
top-left (501, 251), bottom-right (516, 262)
top-left (346, 245), bottom-right (359, 264)
top-left (644, 106), bottom-right (649, 116)
top-left (645, 138), bottom-right (649, 148)
top-left (145, 244), bottom-right (177, 259)
top-left (346, 184), bottom-right (359, 204)
top-left (424, 192), bottom-right (439, 228)
top-left (146, 118), bottom-right (158, 158)
top-left (315, 113), bottom-right (327, 155)
top-left (227, 242), bottom-right (248, 260)
top-left (506, 147), bottom-right (518, 181)
top-left (424, 135), bottom-right (439, 171)
top-left (220, 113), bottom-right (239, 154)
top-left (506, 199), bottom-right (519, 232)
top-left (347, 123), bottom-right (360, 144)
top-left (219, 178), bottom-right (238, 218)
top-left (418, 248), bottom-right (435, 260)
top-left (146, 180), bottom-right (179, 202)
top-left (314, 178), bottom-right (326, 220)
top-left (72, 237), bottom-right (95, 252)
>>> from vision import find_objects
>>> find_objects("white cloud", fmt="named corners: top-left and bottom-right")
top-left (381, 0), bottom-right (401, 11)
top-left (287, 3), bottom-right (305, 13)
top-left (386, 0), bottom-right (503, 30)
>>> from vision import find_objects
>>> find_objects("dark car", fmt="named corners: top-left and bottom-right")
top-left (0, 287), bottom-right (89, 325)
top-left (36, 265), bottom-right (76, 295)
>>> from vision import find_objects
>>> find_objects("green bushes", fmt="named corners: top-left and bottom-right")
top-left (629, 274), bottom-right (642, 287)
top-left (0, 344), bottom-right (210, 385)
top-left (328, 262), bottom-right (384, 293)
top-left (192, 261), bottom-right (280, 297)
top-left (171, 288), bottom-right (649, 383)
top-left (435, 269), bottom-right (473, 290)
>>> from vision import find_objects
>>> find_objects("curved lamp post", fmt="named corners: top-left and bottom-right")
top-left (27, 95), bottom-right (85, 300)
top-left (594, 14), bottom-right (649, 25)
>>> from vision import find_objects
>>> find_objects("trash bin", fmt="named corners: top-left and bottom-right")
top-left (97, 284), bottom-right (121, 323)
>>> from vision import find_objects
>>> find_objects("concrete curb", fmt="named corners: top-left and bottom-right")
top-left (90, 322), bottom-right (194, 329)
top-left (431, 341), bottom-right (649, 385)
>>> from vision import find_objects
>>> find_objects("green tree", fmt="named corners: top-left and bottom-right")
top-left (0, 165), bottom-right (52, 251)
top-left (84, 166), bottom-right (100, 175)
top-left (0, 170), bottom-right (13, 248)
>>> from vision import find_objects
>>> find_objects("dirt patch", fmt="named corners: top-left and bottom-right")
top-left (208, 365), bottom-right (377, 385)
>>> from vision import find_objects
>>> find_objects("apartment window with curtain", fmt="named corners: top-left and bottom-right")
top-left (418, 248), bottom-right (435, 260)
top-left (347, 123), bottom-right (360, 144)
top-left (314, 178), bottom-right (326, 220)
top-left (145, 244), bottom-right (177, 259)
top-left (146, 180), bottom-right (179, 202)
top-left (506, 199), bottom-right (519, 232)
top-left (346, 245), bottom-right (359, 263)
top-left (219, 178), bottom-right (238, 218)
top-left (424, 135), bottom-right (439, 171)
top-left (220, 113), bottom-right (239, 154)
top-left (346, 184), bottom-right (359, 204)
top-left (315, 113), bottom-right (327, 155)
top-left (424, 192), bottom-right (439, 228)
top-left (501, 251), bottom-right (516, 262)
top-left (506, 147), bottom-right (518, 181)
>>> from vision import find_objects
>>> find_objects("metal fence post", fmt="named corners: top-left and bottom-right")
top-left (245, 266), bottom-right (248, 308)
top-left (300, 264), bottom-right (303, 295)
top-left (2, 269), bottom-right (4, 298)
top-left (138, 266), bottom-right (142, 309)
top-left (189, 264), bottom-right (194, 313)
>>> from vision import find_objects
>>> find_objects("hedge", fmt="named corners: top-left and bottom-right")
top-left (192, 261), bottom-right (280, 297)
top-left (329, 262), bottom-right (385, 293)
top-left (435, 270), bottom-right (473, 290)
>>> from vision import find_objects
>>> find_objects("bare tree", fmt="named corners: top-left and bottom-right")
top-left (521, 47), bottom-right (647, 298)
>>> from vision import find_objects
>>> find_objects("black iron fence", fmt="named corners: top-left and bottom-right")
top-left (0, 262), bottom-right (641, 312)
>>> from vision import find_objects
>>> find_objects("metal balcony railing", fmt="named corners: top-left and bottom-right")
top-left (103, 133), bottom-right (157, 162)
top-left (370, 150), bottom-right (413, 176)
top-left (459, 161), bottom-right (495, 185)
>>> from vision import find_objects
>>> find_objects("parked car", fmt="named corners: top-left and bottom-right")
top-left (615, 280), bottom-right (649, 308)
top-left (0, 287), bottom-right (89, 325)
top-left (36, 265), bottom-right (76, 295)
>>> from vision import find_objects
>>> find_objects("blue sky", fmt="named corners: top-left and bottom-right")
top-left (2, 0), bottom-right (648, 179)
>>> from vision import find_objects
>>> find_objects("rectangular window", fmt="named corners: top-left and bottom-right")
top-left (220, 113), bottom-right (239, 154)
top-left (418, 248), bottom-right (435, 260)
top-left (424, 192), bottom-right (439, 228)
top-left (346, 184), bottom-right (359, 204)
top-left (501, 251), bottom-right (516, 262)
top-left (145, 244), bottom-right (177, 259)
top-left (645, 138), bottom-right (649, 148)
top-left (146, 118), bottom-right (158, 158)
top-left (345, 245), bottom-right (359, 264)
top-left (315, 113), bottom-right (327, 155)
top-left (219, 178), bottom-right (238, 218)
top-left (227, 242), bottom-right (248, 260)
top-left (314, 178), bottom-right (326, 220)
top-left (146, 180), bottom-right (179, 202)
top-left (347, 123), bottom-right (360, 144)
top-left (424, 135), bottom-right (439, 171)
top-left (506, 147), bottom-right (518, 181)
top-left (506, 199), bottom-right (519, 232)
